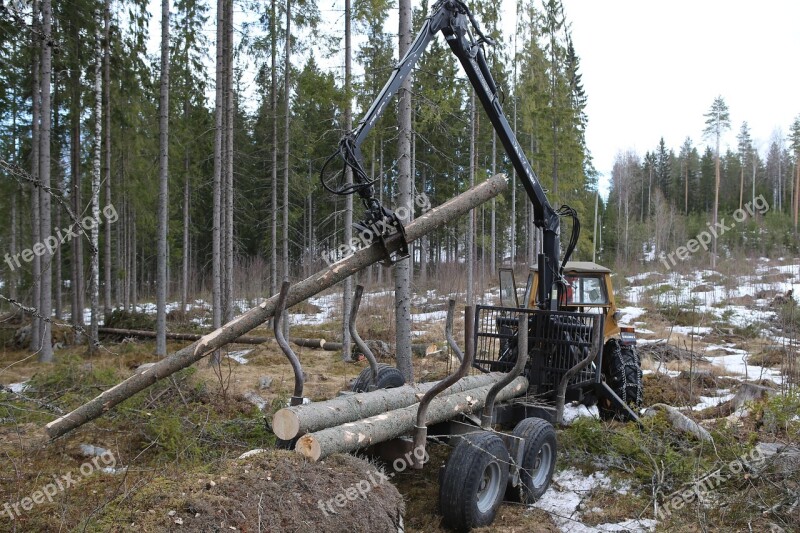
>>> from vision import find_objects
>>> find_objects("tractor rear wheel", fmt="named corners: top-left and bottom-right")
top-left (439, 432), bottom-right (509, 531)
top-left (601, 339), bottom-right (643, 416)
top-left (351, 363), bottom-right (405, 392)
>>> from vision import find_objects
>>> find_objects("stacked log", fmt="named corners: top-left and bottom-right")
top-left (273, 372), bottom-right (505, 440)
top-left (295, 376), bottom-right (528, 462)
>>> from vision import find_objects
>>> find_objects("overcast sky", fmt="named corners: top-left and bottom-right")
top-left (557, 0), bottom-right (800, 195)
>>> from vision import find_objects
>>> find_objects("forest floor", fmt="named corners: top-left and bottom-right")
top-left (0, 257), bottom-right (799, 532)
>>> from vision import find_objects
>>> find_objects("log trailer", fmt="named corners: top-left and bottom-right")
top-left (280, 0), bottom-right (644, 529)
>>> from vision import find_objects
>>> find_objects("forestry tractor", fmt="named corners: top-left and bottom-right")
top-left (278, 0), bottom-right (644, 530)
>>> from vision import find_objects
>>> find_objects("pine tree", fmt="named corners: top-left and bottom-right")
top-left (703, 95), bottom-right (730, 268)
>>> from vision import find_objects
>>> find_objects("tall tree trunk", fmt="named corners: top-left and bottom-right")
top-left (282, 0), bottom-right (291, 298)
top-left (712, 136), bottom-right (720, 269)
top-left (103, 0), bottom-right (112, 319)
top-left (70, 39), bottom-right (84, 328)
top-left (39, 0), bottom-right (54, 361)
top-left (490, 131), bottom-right (496, 275)
top-left (155, 0), bottom-right (170, 357)
top-left (10, 190), bottom-right (18, 303)
top-left (224, 0), bottom-right (234, 322)
top-left (89, 16), bottom-right (102, 355)
top-left (211, 0), bottom-right (224, 355)
top-left (30, 0), bottom-right (42, 353)
top-left (467, 91), bottom-right (475, 305)
top-left (182, 101), bottom-right (190, 313)
top-left (395, 0), bottom-right (413, 383)
top-left (341, 0), bottom-right (353, 361)
top-left (269, 0), bottom-right (278, 302)
top-left (131, 215), bottom-right (137, 310)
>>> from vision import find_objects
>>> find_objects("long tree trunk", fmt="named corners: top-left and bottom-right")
top-left (341, 0), bottom-right (353, 362)
top-left (467, 91), bottom-right (475, 305)
top-left (712, 136), bottom-right (720, 268)
top-left (45, 175), bottom-right (508, 440)
top-left (70, 35), bottom-right (84, 328)
top-left (10, 190), bottom-right (18, 303)
top-left (30, 0), bottom-right (42, 352)
top-left (224, 0), bottom-right (234, 323)
top-left (39, 0), bottom-right (53, 361)
top-left (269, 0), bottom-right (278, 303)
top-left (103, 0), bottom-right (112, 319)
top-left (395, 0), bottom-right (413, 383)
top-left (89, 16), bottom-right (103, 355)
top-left (181, 101), bottom-right (190, 312)
top-left (282, 0), bottom-right (291, 305)
top-left (211, 0), bottom-right (224, 357)
top-left (155, 0), bottom-right (170, 357)
top-left (295, 377), bottom-right (528, 462)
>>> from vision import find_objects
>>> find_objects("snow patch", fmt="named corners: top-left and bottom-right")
top-left (227, 350), bottom-right (252, 365)
top-left (533, 468), bottom-right (656, 532)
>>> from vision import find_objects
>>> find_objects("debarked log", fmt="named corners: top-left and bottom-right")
top-left (295, 376), bottom-right (528, 462)
top-left (45, 174), bottom-right (509, 439)
top-left (272, 372), bottom-right (506, 440)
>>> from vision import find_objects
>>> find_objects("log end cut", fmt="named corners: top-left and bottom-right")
top-left (272, 409), bottom-right (300, 441)
top-left (296, 434), bottom-right (322, 462)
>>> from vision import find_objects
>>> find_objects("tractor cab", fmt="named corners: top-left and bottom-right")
top-left (500, 261), bottom-right (632, 342)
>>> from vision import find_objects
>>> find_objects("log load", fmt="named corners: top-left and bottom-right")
top-left (273, 372), bottom-right (505, 440)
top-left (44, 175), bottom-right (508, 439)
top-left (295, 376), bottom-right (528, 462)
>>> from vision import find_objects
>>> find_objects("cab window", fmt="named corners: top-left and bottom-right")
top-left (564, 275), bottom-right (607, 305)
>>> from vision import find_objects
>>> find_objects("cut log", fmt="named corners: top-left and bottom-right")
top-left (44, 175), bottom-right (508, 439)
top-left (99, 327), bottom-right (272, 344)
top-left (295, 376), bottom-right (528, 461)
top-left (273, 372), bottom-right (506, 440)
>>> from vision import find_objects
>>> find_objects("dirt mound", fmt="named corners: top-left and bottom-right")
top-left (94, 450), bottom-right (404, 532)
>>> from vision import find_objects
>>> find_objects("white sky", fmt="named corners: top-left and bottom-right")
top-left (559, 0), bottom-right (800, 195)
top-left (148, 0), bottom-right (800, 197)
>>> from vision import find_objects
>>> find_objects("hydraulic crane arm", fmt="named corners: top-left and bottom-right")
top-left (322, 0), bottom-right (573, 309)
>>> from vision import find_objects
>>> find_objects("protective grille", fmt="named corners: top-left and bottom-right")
top-left (473, 305), bottom-right (604, 396)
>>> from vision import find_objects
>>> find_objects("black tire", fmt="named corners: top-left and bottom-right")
top-left (351, 363), bottom-right (405, 392)
top-left (508, 418), bottom-right (557, 504)
top-left (439, 432), bottom-right (510, 531)
top-left (274, 436), bottom-right (298, 450)
top-left (603, 338), bottom-right (643, 408)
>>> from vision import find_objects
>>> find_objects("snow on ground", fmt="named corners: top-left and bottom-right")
top-left (671, 325), bottom-right (712, 336)
top-left (226, 350), bottom-right (252, 365)
top-left (690, 390), bottom-right (735, 411)
top-left (710, 352), bottom-right (783, 384)
top-left (7, 382), bottom-right (29, 393)
top-left (561, 404), bottom-right (599, 425)
top-left (616, 306), bottom-right (646, 325)
top-left (532, 468), bottom-right (657, 532)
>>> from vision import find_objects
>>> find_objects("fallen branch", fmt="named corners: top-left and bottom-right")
top-left (296, 376), bottom-right (528, 461)
top-left (44, 175), bottom-right (508, 439)
top-left (272, 372), bottom-right (504, 440)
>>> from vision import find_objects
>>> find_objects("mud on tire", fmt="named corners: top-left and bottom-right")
top-left (352, 363), bottom-right (405, 392)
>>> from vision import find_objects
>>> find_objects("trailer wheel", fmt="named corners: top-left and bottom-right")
top-left (603, 339), bottom-right (643, 406)
top-left (508, 417), bottom-right (557, 504)
top-left (439, 432), bottom-right (509, 531)
top-left (352, 363), bottom-right (405, 392)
